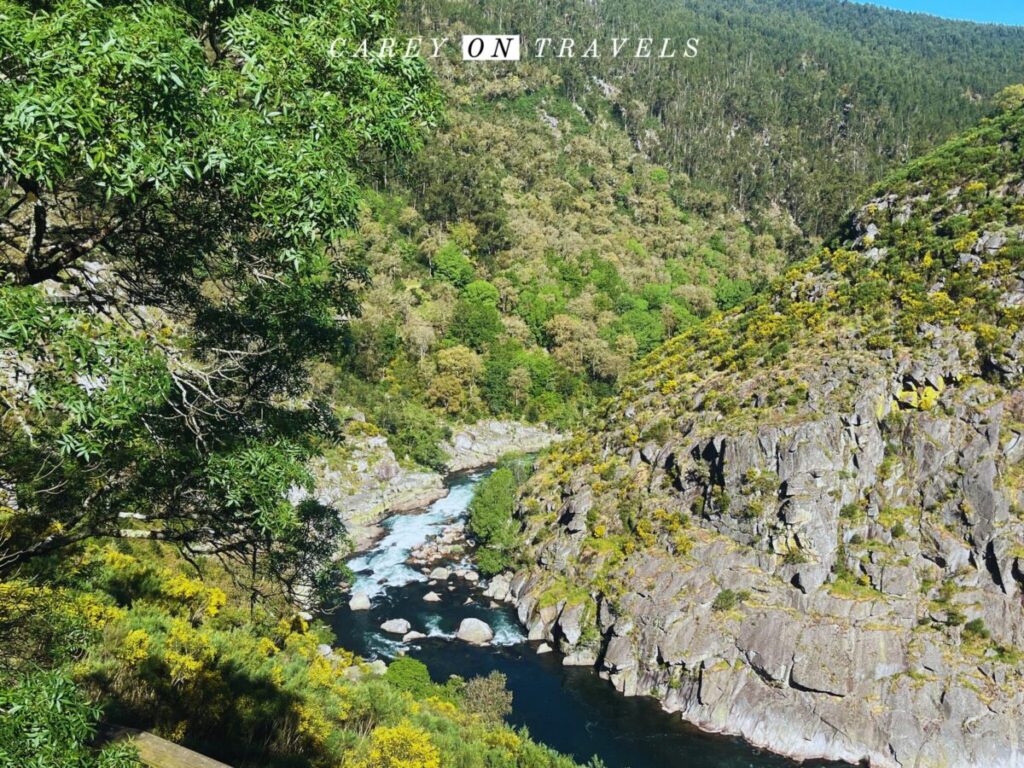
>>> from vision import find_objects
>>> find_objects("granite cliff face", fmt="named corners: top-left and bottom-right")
top-left (505, 103), bottom-right (1024, 766)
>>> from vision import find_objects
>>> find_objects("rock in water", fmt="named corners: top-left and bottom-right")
top-left (483, 572), bottom-right (512, 601)
top-left (423, 591), bottom-right (442, 602)
top-left (403, 631), bottom-right (426, 642)
top-left (456, 618), bottom-right (494, 645)
top-left (348, 592), bottom-right (371, 611)
top-left (380, 618), bottom-right (411, 635)
top-left (429, 566), bottom-right (450, 581)
top-left (536, 643), bottom-right (553, 654)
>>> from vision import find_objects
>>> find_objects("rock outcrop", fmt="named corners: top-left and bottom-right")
top-left (443, 421), bottom-right (563, 473)
top-left (380, 619), bottom-right (411, 635)
top-left (456, 618), bottom-right (494, 645)
top-left (295, 419), bottom-right (562, 550)
top-left (509, 104), bottom-right (1024, 767)
top-left (291, 421), bottom-right (447, 548)
top-left (348, 592), bottom-right (371, 611)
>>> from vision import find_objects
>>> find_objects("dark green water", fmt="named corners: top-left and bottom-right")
top-left (327, 472), bottom-right (848, 768)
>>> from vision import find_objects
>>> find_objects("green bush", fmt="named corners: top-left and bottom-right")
top-left (712, 589), bottom-right (749, 612)
top-left (374, 401), bottom-right (451, 470)
top-left (0, 671), bottom-right (139, 767)
top-left (433, 243), bottom-right (475, 287)
top-left (384, 656), bottom-right (435, 698)
top-left (964, 618), bottom-right (990, 639)
top-left (468, 468), bottom-right (520, 576)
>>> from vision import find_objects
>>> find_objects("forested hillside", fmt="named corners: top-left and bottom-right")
top-left (409, 0), bottom-right (1024, 235)
top-left (0, 2), bottom-right (590, 766)
top-left (5, 0), bottom-right (1024, 765)
top-left (499, 88), bottom-right (1024, 767)
top-left (324, 54), bottom-right (793, 465)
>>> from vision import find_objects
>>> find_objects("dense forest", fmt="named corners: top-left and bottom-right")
top-left (323, 53), bottom-right (795, 466)
top-left (320, 0), bottom-right (1024, 467)
top-left (3, 0), bottom-right (1024, 766)
top-left (408, 0), bottom-right (1024, 235)
top-left (0, 1), bottom-right (590, 766)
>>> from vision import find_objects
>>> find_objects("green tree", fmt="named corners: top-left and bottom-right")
top-left (372, 400), bottom-right (451, 471)
top-left (714, 277), bottom-right (754, 310)
top-left (384, 656), bottom-right (435, 699)
top-left (432, 242), bottom-right (475, 287)
top-left (0, 0), bottom-right (441, 595)
top-left (467, 468), bottom-right (519, 575)
top-left (449, 295), bottom-right (503, 352)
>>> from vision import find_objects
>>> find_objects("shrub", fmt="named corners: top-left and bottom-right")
top-left (374, 401), bottom-right (451, 470)
top-left (460, 672), bottom-right (513, 723)
top-left (712, 589), bottom-right (749, 612)
top-left (0, 671), bottom-right (139, 767)
top-left (964, 618), bottom-right (990, 640)
top-left (945, 607), bottom-right (967, 627)
top-left (468, 468), bottom-right (520, 576)
top-left (384, 657), bottom-right (435, 698)
top-left (350, 721), bottom-right (441, 768)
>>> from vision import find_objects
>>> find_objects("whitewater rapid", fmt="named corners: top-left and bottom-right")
top-left (344, 470), bottom-right (525, 651)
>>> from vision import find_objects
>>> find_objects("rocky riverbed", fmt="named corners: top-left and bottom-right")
top-left (326, 470), bottom-right (839, 768)
top-left (293, 419), bottom-right (561, 549)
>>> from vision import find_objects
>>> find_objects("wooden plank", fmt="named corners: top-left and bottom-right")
top-left (106, 728), bottom-right (235, 768)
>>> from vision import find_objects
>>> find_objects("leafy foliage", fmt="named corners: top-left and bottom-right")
top-left (0, 544), bottom-right (594, 768)
top-left (409, 0), bottom-right (1024, 236)
top-left (0, 670), bottom-right (139, 768)
top-left (468, 467), bottom-right (520, 576)
top-left (0, 0), bottom-right (441, 590)
top-left (324, 75), bottom-right (788, 437)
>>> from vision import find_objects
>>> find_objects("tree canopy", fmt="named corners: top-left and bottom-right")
top-left (0, 0), bottom-right (442, 591)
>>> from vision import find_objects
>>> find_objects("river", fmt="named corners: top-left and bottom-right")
top-left (326, 470), bottom-right (842, 768)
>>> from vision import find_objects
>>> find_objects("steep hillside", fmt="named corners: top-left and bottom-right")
top-left (411, 0), bottom-right (1024, 236)
top-left (319, 57), bottom-right (792, 462)
top-left (502, 94), bottom-right (1024, 766)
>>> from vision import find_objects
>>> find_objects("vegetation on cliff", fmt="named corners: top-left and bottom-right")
top-left (318, 61), bottom-right (792, 452)
top-left (510, 92), bottom-right (1024, 767)
top-left (320, 0), bottom-right (1024, 469)
top-left (3, 544), bottom-right (596, 767)
top-left (0, 2), bottom-right (588, 765)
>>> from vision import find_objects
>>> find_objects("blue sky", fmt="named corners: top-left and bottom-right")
top-left (856, 1), bottom-right (1024, 25)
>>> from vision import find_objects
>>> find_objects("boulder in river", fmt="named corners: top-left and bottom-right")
top-left (403, 631), bottom-right (427, 642)
top-left (429, 566), bottom-right (450, 580)
top-left (483, 573), bottom-right (512, 602)
top-left (423, 591), bottom-right (442, 602)
top-left (536, 643), bottom-right (553, 655)
top-left (456, 618), bottom-right (494, 645)
top-left (348, 592), bottom-right (371, 611)
top-left (381, 618), bottom-right (411, 635)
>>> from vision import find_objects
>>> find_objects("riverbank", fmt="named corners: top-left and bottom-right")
top-left (295, 419), bottom-right (561, 551)
top-left (329, 470), bottom-right (843, 768)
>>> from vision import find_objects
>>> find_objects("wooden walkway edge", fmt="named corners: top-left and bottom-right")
top-left (104, 727), bottom-right (236, 768)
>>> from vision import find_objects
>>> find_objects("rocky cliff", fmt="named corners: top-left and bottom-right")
top-left (506, 101), bottom-right (1024, 766)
